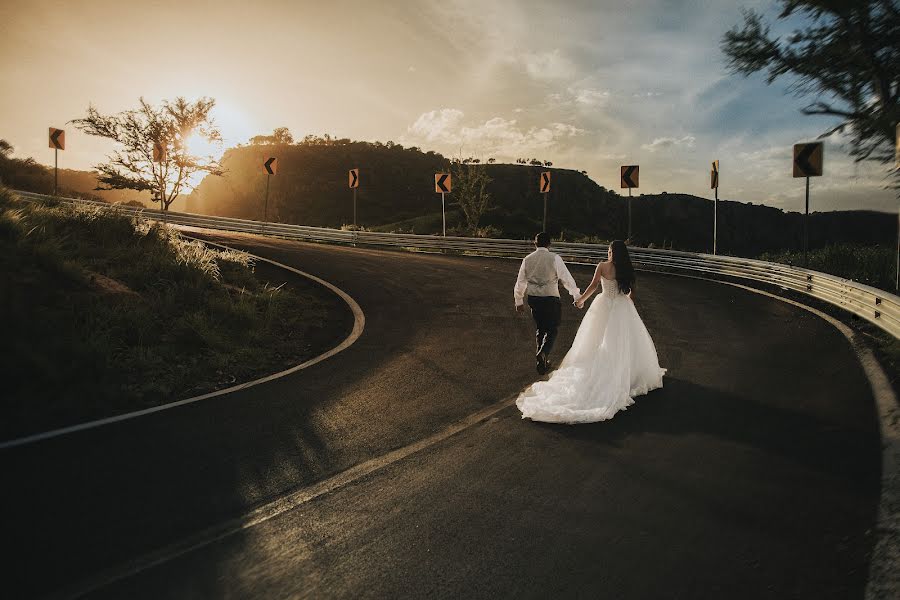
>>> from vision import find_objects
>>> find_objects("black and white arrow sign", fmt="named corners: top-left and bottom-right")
top-left (48, 128), bottom-right (65, 150)
top-left (620, 165), bottom-right (639, 188)
top-left (349, 168), bottom-right (359, 188)
top-left (540, 171), bottom-right (551, 193)
top-left (435, 173), bottom-right (451, 193)
top-left (264, 157), bottom-right (278, 175)
top-left (793, 142), bottom-right (823, 178)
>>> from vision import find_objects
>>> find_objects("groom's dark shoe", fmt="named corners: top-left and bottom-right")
top-left (536, 352), bottom-right (548, 375)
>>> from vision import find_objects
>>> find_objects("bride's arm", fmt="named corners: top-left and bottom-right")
top-left (576, 264), bottom-right (603, 307)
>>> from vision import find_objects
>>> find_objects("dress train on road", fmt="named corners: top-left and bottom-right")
top-left (517, 277), bottom-right (665, 424)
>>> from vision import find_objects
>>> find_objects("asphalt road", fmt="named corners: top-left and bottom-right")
top-left (1, 231), bottom-right (882, 599)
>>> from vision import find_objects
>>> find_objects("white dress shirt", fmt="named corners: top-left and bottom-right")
top-left (514, 247), bottom-right (581, 306)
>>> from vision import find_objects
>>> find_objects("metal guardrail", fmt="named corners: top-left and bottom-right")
top-left (13, 189), bottom-right (900, 339)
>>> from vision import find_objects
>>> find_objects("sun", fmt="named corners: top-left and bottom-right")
top-left (185, 132), bottom-right (221, 158)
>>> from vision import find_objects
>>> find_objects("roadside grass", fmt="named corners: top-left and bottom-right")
top-left (0, 187), bottom-right (342, 440)
top-left (759, 244), bottom-right (896, 293)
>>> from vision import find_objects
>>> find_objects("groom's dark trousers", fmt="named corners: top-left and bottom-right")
top-left (528, 295), bottom-right (562, 356)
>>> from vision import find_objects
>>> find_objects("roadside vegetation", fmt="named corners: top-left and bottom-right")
top-left (759, 244), bottom-right (896, 293)
top-left (0, 187), bottom-right (342, 440)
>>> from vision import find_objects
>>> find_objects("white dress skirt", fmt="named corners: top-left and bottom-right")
top-left (516, 276), bottom-right (666, 424)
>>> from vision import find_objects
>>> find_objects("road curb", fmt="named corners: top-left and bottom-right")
top-left (0, 237), bottom-right (366, 451)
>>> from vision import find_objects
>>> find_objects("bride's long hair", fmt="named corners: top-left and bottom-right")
top-left (610, 240), bottom-right (635, 295)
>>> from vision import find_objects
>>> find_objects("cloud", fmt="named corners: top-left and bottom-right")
top-left (641, 135), bottom-right (697, 152)
top-left (571, 88), bottom-right (611, 107)
top-left (405, 109), bottom-right (585, 157)
top-left (408, 109), bottom-right (466, 142)
top-left (521, 49), bottom-right (578, 81)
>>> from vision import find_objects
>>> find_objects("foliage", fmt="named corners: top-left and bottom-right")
top-left (760, 243), bottom-right (896, 292)
top-left (0, 187), bottom-right (338, 439)
top-left (250, 127), bottom-right (294, 145)
top-left (72, 97), bottom-right (225, 210)
top-left (516, 158), bottom-right (553, 167)
top-left (721, 1), bottom-right (899, 182)
top-left (451, 158), bottom-right (493, 234)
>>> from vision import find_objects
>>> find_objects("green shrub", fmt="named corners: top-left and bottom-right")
top-left (760, 244), bottom-right (896, 293)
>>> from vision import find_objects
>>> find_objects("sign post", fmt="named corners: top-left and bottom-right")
top-left (349, 168), bottom-right (360, 227)
top-left (540, 171), bottom-right (551, 231)
top-left (792, 142), bottom-right (824, 267)
top-left (435, 173), bottom-right (451, 236)
top-left (895, 123), bottom-right (899, 290)
top-left (711, 160), bottom-right (719, 255)
top-left (48, 128), bottom-right (65, 195)
top-left (263, 157), bottom-right (277, 234)
top-left (620, 165), bottom-right (639, 241)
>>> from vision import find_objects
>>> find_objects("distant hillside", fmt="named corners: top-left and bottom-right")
top-left (55, 169), bottom-right (149, 206)
top-left (189, 137), bottom-right (896, 256)
top-left (0, 151), bottom-right (149, 206)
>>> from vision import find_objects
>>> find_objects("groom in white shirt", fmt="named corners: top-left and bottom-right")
top-left (514, 232), bottom-right (581, 375)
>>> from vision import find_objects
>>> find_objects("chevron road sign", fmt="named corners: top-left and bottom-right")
top-left (620, 165), bottom-right (639, 188)
top-left (793, 142), bottom-right (823, 178)
top-left (261, 157), bottom-right (278, 232)
top-left (793, 142), bottom-right (824, 266)
top-left (435, 173), bottom-right (451, 193)
top-left (49, 127), bottom-right (65, 195)
top-left (349, 168), bottom-right (359, 188)
top-left (711, 160), bottom-right (720, 255)
top-left (435, 173), bottom-right (451, 236)
top-left (540, 171), bottom-right (551, 193)
top-left (48, 128), bottom-right (65, 150)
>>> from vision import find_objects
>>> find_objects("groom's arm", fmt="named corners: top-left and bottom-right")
top-left (555, 255), bottom-right (581, 300)
top-left (514, 260), bottom-right (528, 309)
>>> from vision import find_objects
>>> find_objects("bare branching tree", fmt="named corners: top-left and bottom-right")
top-left (72, 97), bottom-right (225, 211)
top-left (721, 1), bottom-right (899, 178)
top-left (451, 158), bottom-right (493, 235)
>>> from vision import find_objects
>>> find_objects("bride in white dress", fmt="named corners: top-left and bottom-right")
top-left (516, 240), bottom-right (666, 424)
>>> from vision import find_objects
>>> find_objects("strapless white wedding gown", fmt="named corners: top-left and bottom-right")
top-left (516, 276), bottom-right (666, 423)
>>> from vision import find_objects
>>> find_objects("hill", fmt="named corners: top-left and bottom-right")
top-left (0, 143), bottom-right (150, 206)
top-left (188, 137), bottom-right (896, 256)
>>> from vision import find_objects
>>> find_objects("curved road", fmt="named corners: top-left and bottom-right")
top-left (1, 231), bottom-right (882, 599)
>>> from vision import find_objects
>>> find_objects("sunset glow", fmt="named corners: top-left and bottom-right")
top-left (0, 0), bottom-right (895, 212)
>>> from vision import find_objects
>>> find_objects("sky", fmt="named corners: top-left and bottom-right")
top-left (0, 0), bottom-right (896, 213)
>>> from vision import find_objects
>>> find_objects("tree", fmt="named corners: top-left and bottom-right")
top-left (250, 127), bottom-right (294, 145)
top-left (451, 159), bottom-right (493, 234)
top-left (721, 1), bottom-right (899, 171)
top-left (72, 97), bottom-right (224, 211)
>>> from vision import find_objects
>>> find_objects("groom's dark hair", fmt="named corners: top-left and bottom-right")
top-left (535, 232), bottom-right (551, 247)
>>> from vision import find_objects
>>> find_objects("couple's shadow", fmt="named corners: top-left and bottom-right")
top-left (528, 376), bottom-right (879, 487)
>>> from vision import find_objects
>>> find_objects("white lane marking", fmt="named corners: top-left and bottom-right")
top-left (59, 396), bottom-right (517, 598)
top-left (0, 238), bottom-right (366, 451)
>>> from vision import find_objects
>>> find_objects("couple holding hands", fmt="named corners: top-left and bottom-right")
top-left (514, 233), bottom-right (666, 424)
